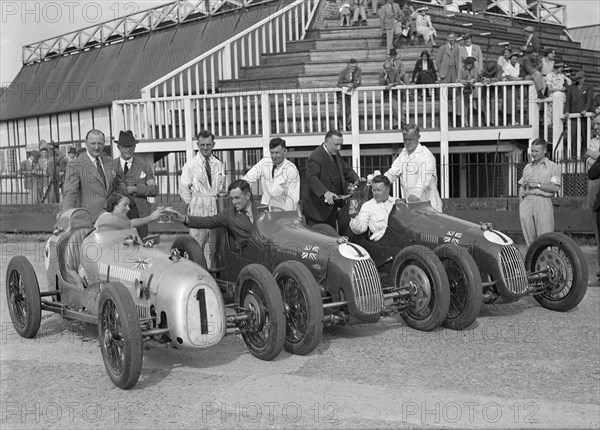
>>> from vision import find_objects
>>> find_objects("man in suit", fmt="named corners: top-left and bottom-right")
top-left (521, 26), bottom-right (540, 58)
top-left (62, 129), bottom-right (115, 221)
top-left (303, 130), bottom-right (360, 231)
top-left (458, 33), bottom-right (483, 72)
top-left (435, 32), bottom-right (460, 83)
top-left (379, 0), bottom-right (402, 54)
top-left (172, 179), bottom-right (258, 253)
top-left (19, 151), bottom-right (39, 204)
top-left (112, 130), bottom-right (159, 239)
top-left (565, 70), bottom-right (594, 153)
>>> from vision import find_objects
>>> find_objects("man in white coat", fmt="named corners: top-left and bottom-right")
top-left (243, 137), bottom-right (300, 211)
top-left (179, 130), bottom-right (225, 267)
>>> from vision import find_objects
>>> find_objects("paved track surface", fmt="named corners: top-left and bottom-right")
top-left (1, 239), bottom-right (599, 429)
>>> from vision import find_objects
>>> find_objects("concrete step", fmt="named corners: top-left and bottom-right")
top-left (261, 46), bottom-right (425, 66)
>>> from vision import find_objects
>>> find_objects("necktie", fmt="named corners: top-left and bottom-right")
top-left (205, 157), bottom-right (212, 186)
top-left (95, 157), bottom-right (106, 187)
top-left (272, 164), bottom-right (277, 179)
top-left (332, 153), bottom-right (346, 192)
top-left (124, 161), bottom-right (129, 174)
top-left (245, 209), bottom-right (253, 224)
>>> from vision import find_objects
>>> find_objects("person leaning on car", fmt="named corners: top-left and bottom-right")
top-left (518, 138), bottom-right (561, 245)
top-left (349, 174), bottom-right (395, 241)
top-left (171, 179), bottom-right (258, 253)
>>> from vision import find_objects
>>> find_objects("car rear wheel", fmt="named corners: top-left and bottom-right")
top-left (391, 245), bottom-right (450, 331)
top-left (273, 261), bottom-right (323, 355)
top-left (525, 232), bottom-right (588, 311)
top-left (6, 257), bottom-right (41, 338)
top-left (238, 264), bottom-right (285, 361)
top-left (434, 244), bottom-right (482, 330)
top-left (98, 282), bottom-right (143, 389)
top-left (171, 236), bottom-right (207, 269)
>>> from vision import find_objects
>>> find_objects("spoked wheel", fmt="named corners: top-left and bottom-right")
top-left (6, 257), bottom-right (41, 338)
top-left (171, 236), bottom-right (207, 269)
top-left (238, 264), bottom-right (285, 361)
top-left (434, 244), bottom-right (482, 330)
top-left (391, 245), bottom-right (450, 331)
top-left (525, 232), bottom-right (588, 311)
top-left (98, 282), bottom-right (143, 389)
top-left (273, 261), bottom-right (323, 355)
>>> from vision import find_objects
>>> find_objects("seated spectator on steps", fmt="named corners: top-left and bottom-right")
top-left (337, 0), bottom-right (351, 26)
top-left (411, 6), bottom-right (436, 46)
top-left (351, 0), bottom-right (368, 26)
top-left (522, 50), bottom-right (548, 98)
top-left (497, 46), bottom-right (512, 71)
top-left (541, 47), bottom-right (555, 76)
top-left (387, 48), bottom-right (407, 83)
top-left (412, 49), bottom-right (437, 84)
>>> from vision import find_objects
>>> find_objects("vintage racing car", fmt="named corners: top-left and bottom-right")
top-left (5, 208), bottom-right (286, 389)
top-left (170, 199), bottom-right (452, 357)
top-left (345, 181), bottom-right (589, 330)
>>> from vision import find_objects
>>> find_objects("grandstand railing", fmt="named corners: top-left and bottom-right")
top-left (141, 0), bottom-right (321, 98)
top-left (21, 0), bottom-right (277, 65)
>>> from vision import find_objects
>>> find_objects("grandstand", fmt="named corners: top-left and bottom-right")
top-left (1, 0), bottom-right (598, 230)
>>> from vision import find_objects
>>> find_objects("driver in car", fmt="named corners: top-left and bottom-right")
top-left (95, 192), bottom-right (168, 232)
top-left (170, 179), bottom-right (258, 252)
top-left (348, 175), bottom-right (395, 241)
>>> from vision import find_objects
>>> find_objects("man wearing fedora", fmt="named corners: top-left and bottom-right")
top-left (112, 130), bottom-right (158, 239)
top-left (565, 70), bottom-right (594, 153)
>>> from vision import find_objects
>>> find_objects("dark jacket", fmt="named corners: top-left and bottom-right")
top-left (588, 159), bottom-right (600, 211)
top-left (565, 83), bottom-right (594, 114)
top-left (303, 144), bottom-right (359, 223)
top-left (185, 201), bottom-right (259, 251)
top-left (412, 58), bottom-right (437, 83)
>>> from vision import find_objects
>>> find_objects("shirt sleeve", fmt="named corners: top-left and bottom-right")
top-left (286, 165), bottom-right (301, 206)
top-left (349, 203), bottom-right (371, 234)
top-left (550, 164), bottom-right (561, 186)
top-left (243, 158), bottom-right (264, 184)
top-left (178, 161), bottom-right (193, 205)
top-left (384, 156), bottom-right (403, 182)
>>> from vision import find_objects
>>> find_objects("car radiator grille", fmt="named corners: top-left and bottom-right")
top-left (136, 304), bottom-right (150, 319)
top-left (500, 245), bottom-right (528, 295)
top-left (352, 259), bottom-right (384, 315)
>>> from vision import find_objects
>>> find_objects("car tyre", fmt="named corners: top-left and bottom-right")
top-left (238, 264), bottom-right (285, 361)
top-left (273, 261), bottom-right (324, 355)
top-left (6, 257), bottom-right (41, 338)
top-left (98, 282), bottom-right (143, 389)
top-left (391, 245), bottom-right (450, 331)
top-left (434, 244), bottom-right (482, 330)
top-left (171, 235), bottom-right (207, 269)
top-left (525, 232), bottom-right (588, 311)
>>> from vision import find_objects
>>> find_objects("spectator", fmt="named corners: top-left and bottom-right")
top-left (436, 32), bottom-right (460, 83)
top-left (172, 180), bottom-right (259, 254)
top-left (497, 46), bottom-right (511, 71)
top-left (349, 174), bottom-right (395, 241)
top-left (502, 51), bottom-right (520, 80)
top-left (303, 130), bottom-right (360, 230)
top-left (458, 33), bottom-right (483, 72)
top-left (411, 6), bottom-right (436, 46)
top-left (521, 26), bottom-right (540, 57)
top-left (564, 71), bottom-right (594, 152)
top-left (19, 151), bottom-right (39, 204)
top-left (544, 62), bottom-right (571, 125)
top-left (480, 61), bottom-right (502, 84)
top-left (379, 60), bottom-right (405, 126)
top-left (62, 129), bottom-right (116, 222)
top-left (337, 58), bottom-right (362, 130)
top-left (379, 0), bottom-right (402, 54)
top-left (522, 50), bottom-right (548, 99)
top-left (457, 56), bottom-right (480, 126)
top-left (592, 93), bottom-right (600, 115)
top-left (351, 0), bottom-right (368, 26)
top-left (95, 192), bottom-right (166, 233)
top-left (243, 137), bottom-right (300, 210)
top-left (412, 49), bottom-right (437, 84)
top-left (336, 0), bottom-right (351, 27)
top-left (383, 123), bottom-right (443, 212)
top-left (387, 48), bottom-right (407, 83)
top-left (585, 113), bottom-right (600, 280)
top-left (396, 1), bottom-right (416, 46)
top-left (518, 138), bottom-right (561, 244)
top-left (541, 48), bottom-right (555, 76)
top-left (112, 130), bottom-right (159, 240)
top-left (179, 130), bottom-right (225, 268)
top-left (480, 61), bottom-right (503, 124)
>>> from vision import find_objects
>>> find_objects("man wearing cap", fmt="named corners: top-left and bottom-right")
top-left (436, 32), bottom-right (460, 84)
top-left (112, 130), bottom-right (159, 239)
top-left (502, 51), bottom-right (521, 80)
top-left (518, 138), bottom-right (561, 244)
top-left (179, 130), bottom-right (225, 268)
top-left (458, 33), bottom-right (483, 72)
top-left (565, 70), bottom-right (594, 152)
top-left (458, 56), bottom-right (480, 127)
top-left (243, 137), bottom-right (300, 211)
top-left (62, 129), bottom-right (116, 221)
top-left (521, 26), bottom-right (540, 56)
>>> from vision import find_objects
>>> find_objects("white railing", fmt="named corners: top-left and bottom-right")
top-left (142, 0), bottom-right (320, 98)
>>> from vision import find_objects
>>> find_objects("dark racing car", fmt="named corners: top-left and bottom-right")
top-left (345, 181), bottom-right (589, 330)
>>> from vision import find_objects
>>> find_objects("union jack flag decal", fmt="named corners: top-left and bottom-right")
top-left (444, 231), bottom-right (463, 244)
top-left (302, 245), bottom-right (319, 260)
top-left (132, 256), bottom-right (152, 270)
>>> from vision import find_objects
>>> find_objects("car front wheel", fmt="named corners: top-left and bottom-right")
top-left (6, 256), bottom-right (41, 338)
top-left (391, 245), bottom-right (450, 331)
top-left (238, 264), bottom-right (285, 361)
top-left (171, 236), bottom-right (207, 269)
top-left (98, 282), bottom-right (143, 389)
top-left (525, 232), bottom-right (588, 311)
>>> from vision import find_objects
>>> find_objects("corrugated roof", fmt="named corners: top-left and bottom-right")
top-left (1, 0), bottom-right (289, 121)
top-left (569, 25), bottom-right (600, 52)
